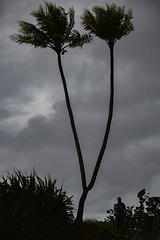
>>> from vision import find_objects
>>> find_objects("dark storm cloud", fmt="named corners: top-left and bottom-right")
top-left (13, 112), bottom-right (74, 150)
top-left (0, 108), bottom-right (10, 120)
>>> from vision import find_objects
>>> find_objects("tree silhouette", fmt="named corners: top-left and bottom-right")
top-left (75, 3), bottom-right (134, 222)
top-left (10, 1), bottom-right (92, 220)
top-left (10, 2), bottom-right (134, 223)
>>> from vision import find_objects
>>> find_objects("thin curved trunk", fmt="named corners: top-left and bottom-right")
top-left (57, 52), bottom-right (87, 190)
top-left (76, 45), bottom-right (114, 222)
top-left (88, 45), bottom-right (114, 190)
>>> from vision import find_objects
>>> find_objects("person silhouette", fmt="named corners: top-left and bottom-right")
top-left (115, 197), bottom-right (126, 231)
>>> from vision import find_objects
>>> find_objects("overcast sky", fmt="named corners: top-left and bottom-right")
top-left (0, 0), bottom-right (160, 220)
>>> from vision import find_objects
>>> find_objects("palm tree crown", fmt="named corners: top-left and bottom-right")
top-left (10, 1), bottom-right (92, 54)
top-left (81, 3), bottom-right (134, 48)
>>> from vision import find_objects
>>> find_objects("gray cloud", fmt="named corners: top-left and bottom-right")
top-left (0, 108), bottom-right (10, 120)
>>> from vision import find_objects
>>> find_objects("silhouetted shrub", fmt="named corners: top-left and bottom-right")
top-left (0, 169), bottom-right (74, 240)
top-left (106, 189), bottom-right (160, 240)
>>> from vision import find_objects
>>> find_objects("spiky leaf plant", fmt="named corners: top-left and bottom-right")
top-left (0, 169), bottom-right (74, 240)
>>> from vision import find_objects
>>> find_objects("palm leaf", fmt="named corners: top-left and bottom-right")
top-left (65, 7), bottom-right (75, 38)
top-left (10, 21), bottom-right (50, 48)
top-left (68, 30), bottom-right (93, 48)
top-left (81, 9), bottom-right (97, 34)
top-left (81, 3), bottom-right (134, 46)
top-left (11, 2), bottom-right (92, 54)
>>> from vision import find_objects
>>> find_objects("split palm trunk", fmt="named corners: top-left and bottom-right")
top-left (76, 44), bottom-right (115, 222)
top-left (57, 43), bottom-right (114, 223)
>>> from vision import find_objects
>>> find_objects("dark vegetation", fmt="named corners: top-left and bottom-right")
top-left (106, 189), bottom-right (160, 240)
top-left (0, 170), bottom-right (160, 240)
top-left (0, 170), bottom-right (73, 240)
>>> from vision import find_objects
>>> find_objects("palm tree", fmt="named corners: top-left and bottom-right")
top-left (10, 1), bottom-right (92, 205)
top-left (75, 3), bottom-right (134, 222)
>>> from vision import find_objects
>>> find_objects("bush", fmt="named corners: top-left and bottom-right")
top-left (0, 169), bottom-right (74, 240)
top-left (106, 189), bottom-right (160, 240)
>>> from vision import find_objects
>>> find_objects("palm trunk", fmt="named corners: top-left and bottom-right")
top-left (75, 188), bottom-right (88, 223)
top-left (57, 52), bottom-right (87, 190)
top-left (75, 45), bottom-right (114, 222)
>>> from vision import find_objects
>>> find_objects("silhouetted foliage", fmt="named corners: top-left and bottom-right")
top-left (10, 2), bottom-right (92, 52)
top-left (0, 169), bottom-right (74, 240)
top-left (106, 189), bottom-right (160, 240)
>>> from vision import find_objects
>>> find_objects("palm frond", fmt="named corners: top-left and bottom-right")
top-left (68, 30), bottom-right (93, 48)
top-left (10, 21), bottom-right (50, 48)
top-left (11, 2), bottom-right (91, 53)
top-left (81, 9), bottom-right (96, 34)
top-left (81, 3), bottom-right (134, 46)
top-left (31, 3), bottom-right (67, 35)
top-left (65, 7), bottom-right (75, 38)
